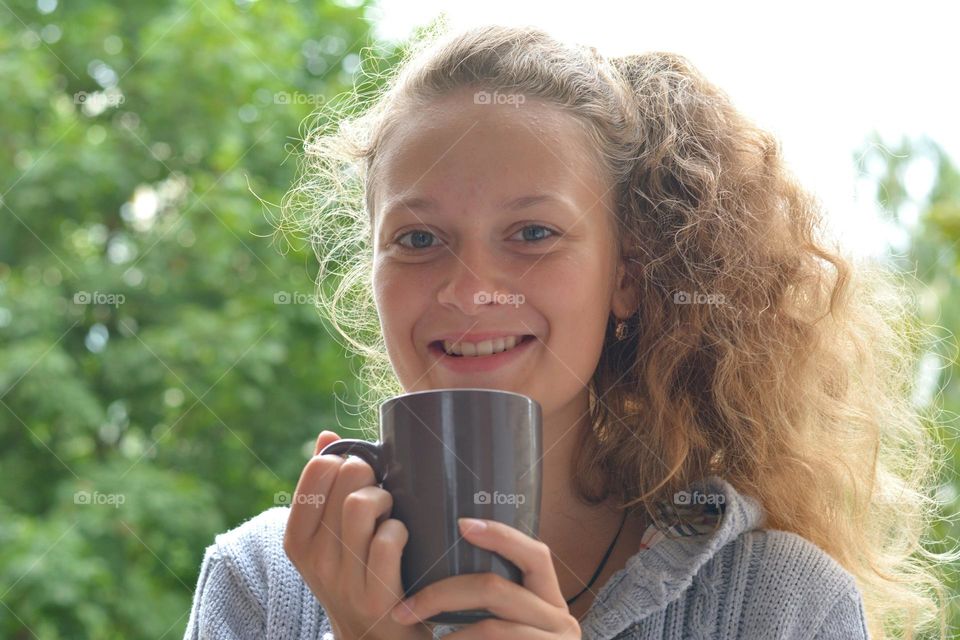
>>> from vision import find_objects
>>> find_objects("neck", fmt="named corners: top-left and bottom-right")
top-left (536, 390), bottom-right (645, 619)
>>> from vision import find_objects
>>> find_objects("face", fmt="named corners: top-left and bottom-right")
top-left (370, 86), bottom-right (636, 420)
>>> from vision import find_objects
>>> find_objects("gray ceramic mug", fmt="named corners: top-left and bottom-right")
top-left (318, 388), bottom-right (542, 624)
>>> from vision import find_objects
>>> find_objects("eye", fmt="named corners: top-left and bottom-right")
top-left (511, 224), bottom-right (558, 242)
top-left (391, 224), bottom-right (558, 252)
top-left (395, 229), bottom-right (439, 250)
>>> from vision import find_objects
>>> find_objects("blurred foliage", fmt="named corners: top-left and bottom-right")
top-left (0, 0), bottom-right (404, 637)
top-left (855, 134), bottom-right (960, 632)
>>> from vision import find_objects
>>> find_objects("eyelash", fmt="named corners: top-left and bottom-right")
top-left (393, 225), bottom-right (559, 252)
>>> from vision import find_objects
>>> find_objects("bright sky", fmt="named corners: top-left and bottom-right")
top-left (366, 0), bottom-right (959, 259)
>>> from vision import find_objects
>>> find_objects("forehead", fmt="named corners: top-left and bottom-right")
top-left (371, 87), bottom-right (608, 209)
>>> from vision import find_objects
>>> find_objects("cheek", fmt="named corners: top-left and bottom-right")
top-left (529, 254), bottom-right (610, 321)
top-left (525, 255), bottom-right (612, 363)
top-left (373, 264), bottom-right (429, 378)
top-left (373, 267), bottom-right (412, 341)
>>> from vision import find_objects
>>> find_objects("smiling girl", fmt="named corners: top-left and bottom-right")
top-left (185, 23), bottom-right (955, 640)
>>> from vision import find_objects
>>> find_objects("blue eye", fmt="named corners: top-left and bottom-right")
top-left (516, 225), bottom-right (556, 242)
top-left (396, 230), bottom-right (438, 250)
top-left (393, 225), bottom-right (557, 252)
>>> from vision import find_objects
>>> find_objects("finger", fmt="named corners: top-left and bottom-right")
top-left (284, 430), bottom-right (341, 552)
top-left (366, 518), bottom-right (409, 605)
top-left (313, 430), bottom-right (341, 456)
top-left (284, 453), bottom-right (344, 552)
top-left (340, 485), bottom-right (393, 594)
top-left (391, 573), bottom-right (563, 633)
top-left (315, 456), bottom-right (377, 562)
top-left (457, 519), bottom-right (565, 608)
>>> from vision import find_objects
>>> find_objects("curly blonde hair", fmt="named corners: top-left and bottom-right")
top-left (275, 21), bottom-right (958, 640)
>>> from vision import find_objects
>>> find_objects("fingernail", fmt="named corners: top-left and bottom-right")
top-left (458, 517), bottom-right (487, 533)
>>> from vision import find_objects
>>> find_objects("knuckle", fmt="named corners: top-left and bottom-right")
top-left (375, 518), bottom-right (406, 544)
top-left (374, 487), bottom-right (393, 508)
top-left (342, 491), bottom-right (373, 514)
top-left (370, 521), bottom-right (398, 555)
top-left (562, 616), bottom-right (582, 638)
top-left (392, 518), bottom-right (409, 541)
top-left (368, 522), bottom-right (407, 564)
top-left (480, 572), bottom-right (507, 595)
top-left (307, 455), bottom-right (340, 479)
top-left (339, 456), bottom-right (375, 481)
top-left (535, 540), bottom-right (553, 563)
top-left (311, 452), bottom-right (340, 469)
top-left (343, 486), bottom-right (392, 516)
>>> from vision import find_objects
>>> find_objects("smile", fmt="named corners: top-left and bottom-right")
top-left (440, 335), bottom-right (534, 357)
top-left (428, 334), bottom-right (538, 373)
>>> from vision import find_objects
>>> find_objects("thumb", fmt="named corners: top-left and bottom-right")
top-left (313, 430), bottom-right (341, 457)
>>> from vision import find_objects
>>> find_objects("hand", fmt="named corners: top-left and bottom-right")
top-left (282, 430), bottom-right (431, 640)
top-left (389, 518), bottom-right (581, 639)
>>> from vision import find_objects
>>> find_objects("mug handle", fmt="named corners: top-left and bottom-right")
top-left (318, 439), bottom-right (385, 484)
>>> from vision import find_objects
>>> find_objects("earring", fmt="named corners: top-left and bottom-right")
top-left (615, 318), bottom-right (628, 341)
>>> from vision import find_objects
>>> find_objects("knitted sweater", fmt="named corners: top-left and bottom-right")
top-left (183, 475), bottom-right (870, 639)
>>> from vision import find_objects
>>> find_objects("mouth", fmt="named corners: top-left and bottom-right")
top-left (427, 334), bottom-right (538, 374)
top-left (429, 334), bottom-right (537, 358)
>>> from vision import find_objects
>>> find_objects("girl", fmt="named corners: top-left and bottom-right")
top-left (185, 23), bottom-right (955, 640)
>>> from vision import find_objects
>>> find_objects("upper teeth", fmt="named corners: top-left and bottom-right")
top-left (442, 335), bottom-right (525, 357)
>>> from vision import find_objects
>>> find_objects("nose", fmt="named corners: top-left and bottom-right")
top-left (435, 239), bottom-right (507, 315)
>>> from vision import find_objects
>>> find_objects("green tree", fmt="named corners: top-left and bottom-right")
top-left (0, 1), bottom-right (403, 636)
top-left (856, 134), bottom-right (960, 632)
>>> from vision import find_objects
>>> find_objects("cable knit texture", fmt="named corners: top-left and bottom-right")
top-left (183, 476), bottom-right (870, 639)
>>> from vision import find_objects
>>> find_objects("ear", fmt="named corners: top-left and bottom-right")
top-left (611, 257), bottom-right (639, 320)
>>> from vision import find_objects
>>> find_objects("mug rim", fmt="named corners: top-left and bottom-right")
top-left (380, 387), bottom-right (539, 409)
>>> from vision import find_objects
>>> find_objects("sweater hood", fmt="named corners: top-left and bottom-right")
top-left (578, 474), bottom-right (766, 638)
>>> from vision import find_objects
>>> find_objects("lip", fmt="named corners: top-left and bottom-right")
top-left (428, 334), bottom-right (537, 373)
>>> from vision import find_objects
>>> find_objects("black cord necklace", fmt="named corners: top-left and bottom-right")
top-left (564, 509), bottom-right (629, 606)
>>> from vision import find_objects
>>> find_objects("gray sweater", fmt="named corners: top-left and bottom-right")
top-left (184, 475), bottom-right (870, 639)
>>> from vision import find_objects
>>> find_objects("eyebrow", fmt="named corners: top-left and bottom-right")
top-left (381, 193), bottom-right (571, 218)
top-left (501, 193), bottom-right (568, 211)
